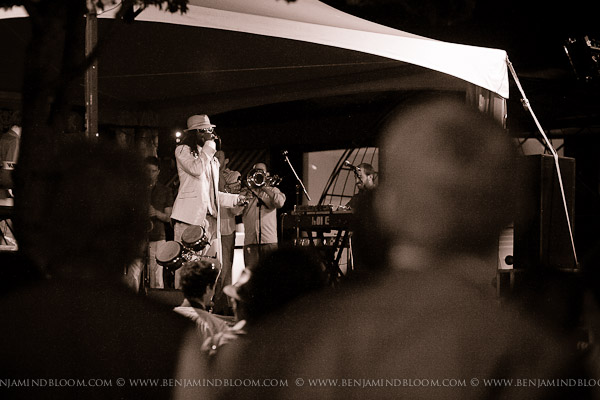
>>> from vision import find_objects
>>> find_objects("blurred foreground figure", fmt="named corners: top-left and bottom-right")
top-left (174, 246), bottom-right (329, 400)
top-left (0, 124), bottom-right (20, 199)
top-left (178, 98), bottom-right (589, 400)
top-left (0, 140), bottom-right (191, 400)
top-left (0, 125), bottom-right (21, 248)
top-left (174, 260), bottom-right (230, 340)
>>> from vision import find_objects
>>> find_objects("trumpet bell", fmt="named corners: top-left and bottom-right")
top-left (246, 168), bottom-right (282, 188)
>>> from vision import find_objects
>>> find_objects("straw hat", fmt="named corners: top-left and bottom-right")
top-left (184, 114), bottom-right (215, 131)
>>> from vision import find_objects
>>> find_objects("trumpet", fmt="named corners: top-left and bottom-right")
top-left (246, 168), bottom-right (282, 189)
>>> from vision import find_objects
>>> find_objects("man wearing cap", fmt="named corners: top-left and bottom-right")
top-left (171, 114), bottom-right (246, 289)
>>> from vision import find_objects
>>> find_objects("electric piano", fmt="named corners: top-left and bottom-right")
top-left (281, 205), bottom-right (355, 284)
top-left (281, 204), bottom-right (354, 232)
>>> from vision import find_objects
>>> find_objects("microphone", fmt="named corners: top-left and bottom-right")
top-left (345, 161), bottom-right (361, 182)
top-left (344, 160), bottom-right (358, 171)
top-left (282, 150), bottom-right (289, 156)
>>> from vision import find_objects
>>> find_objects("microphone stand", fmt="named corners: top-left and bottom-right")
top-left (282, 150), bottom-right (311, 203)
top-left (245, 184), bottom-right (267, 265)
top-left (282, 150), bottom-right (310, 243)
top-left (344, 160), bottom-right (362, 184)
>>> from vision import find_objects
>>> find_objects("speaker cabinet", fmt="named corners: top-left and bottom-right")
top-left (514, 154), bottom-right (576, 270)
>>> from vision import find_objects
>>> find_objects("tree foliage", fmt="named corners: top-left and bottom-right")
top-left (2, 0), bottom-right (190, 266)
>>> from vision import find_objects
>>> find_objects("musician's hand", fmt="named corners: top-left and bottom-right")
top-left (200, 131), bottom-right (220, 143)
top-left (235, 195), bottom-right (249, 207)
top-left (260, 186), bottom-right (276, 199)
top-left (149, 205), bottom-right (157, 218)
top-left (228, 181), bottom-right (242, 194)
top-left (238, 188), bottom-right (251, 198)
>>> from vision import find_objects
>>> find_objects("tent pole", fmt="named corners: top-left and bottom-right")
top-left (507, 57), bottom-right (578, 268)
top-left (85, 0), bottom-right (98, 139)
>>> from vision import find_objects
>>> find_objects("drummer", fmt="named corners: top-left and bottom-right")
top-left (146, 156), bottom-right (173, 289)
top-left (170, 115), bottom-right (246, 289)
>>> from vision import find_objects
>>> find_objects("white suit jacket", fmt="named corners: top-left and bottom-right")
top-left (171, 142), bottom-right (239, 261)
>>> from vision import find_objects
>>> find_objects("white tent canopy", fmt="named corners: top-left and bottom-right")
top-left (104, 0), bottom-right (509, 98)
top-left (1, 0), bottom-right (509, 98)
top-left (0, 0), bottom-right (509, 128)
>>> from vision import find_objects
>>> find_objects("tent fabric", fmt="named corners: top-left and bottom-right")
top-left (113, 0), bottom-right (509, 98)
top-left (1, 0), bottom-right (509, 99)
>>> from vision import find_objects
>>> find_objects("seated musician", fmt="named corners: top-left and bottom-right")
top-left (346, 163), bottom-right (377, 210)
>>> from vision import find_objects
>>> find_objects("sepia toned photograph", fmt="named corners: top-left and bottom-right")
top-left (0, 0), bottom-right (599, 398)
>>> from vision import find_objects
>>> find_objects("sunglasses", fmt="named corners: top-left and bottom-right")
top-left (198, 127), bottom-right (214, 134)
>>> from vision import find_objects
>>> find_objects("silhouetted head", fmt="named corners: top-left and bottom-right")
top-left (376, 98), bottom-right (516, 260)
top-left (26, 139), bottom-right (150, 281)
top-left (224, 246), bottom-right (328, 323)
top-left (179, 259), bottom-right (220, 307)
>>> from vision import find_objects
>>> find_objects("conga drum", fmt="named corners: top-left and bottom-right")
top-left (181, 225), bottom-right (210, 253)
top-left (155, 241), bottom-right (184, 271)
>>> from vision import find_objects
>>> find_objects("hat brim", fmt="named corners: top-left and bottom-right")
top-left (183, 124), bottom-right (216, 131)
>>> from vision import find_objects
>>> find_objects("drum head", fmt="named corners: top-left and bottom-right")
top-left (156, 241), bottom-right (182, 263)
top-left (181, 225), bottom-right (204, 245)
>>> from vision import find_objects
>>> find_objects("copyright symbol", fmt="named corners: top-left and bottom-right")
top-left (295, 378), bottom-right (304, 387)
top-left (117, 378), bottom-right (125, 387)
top-left (470, 378), bottom-right (479, 387)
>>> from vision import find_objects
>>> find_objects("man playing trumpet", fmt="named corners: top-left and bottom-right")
top-left (240, 163), bottom-right (286, 271)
